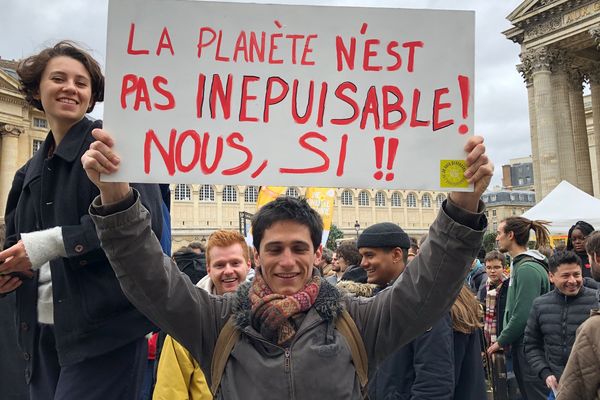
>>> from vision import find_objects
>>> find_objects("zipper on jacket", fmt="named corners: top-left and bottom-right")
top-left (285, 347), bottom-right (296, 400)
top-left (284, 348), bottom-right (291, 372)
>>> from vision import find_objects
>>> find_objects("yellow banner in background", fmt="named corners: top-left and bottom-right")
top-left (257, 186), bottom-right (287, 208)
top-left (305, 188), bottom-right (335, 232)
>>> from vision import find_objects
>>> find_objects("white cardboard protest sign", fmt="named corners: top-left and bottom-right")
top-left (103, 0), bottom-right (474, 190)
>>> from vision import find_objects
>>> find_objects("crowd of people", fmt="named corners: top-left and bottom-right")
top-left (0, 40), bottom-right (598, 400)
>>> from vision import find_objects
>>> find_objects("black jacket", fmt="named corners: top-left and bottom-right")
top-left (340, 264), bottom-right (367, 283)
top-left (3, 118), bottom-right (163, 382)
top-left (577, 251), bottom-right (593, 279)
top-left (173, 249), bottom-right (206, 284)
top-left (524, 286), bottom-right (599, 381)
top-left (368, 313), bottom-right (455, 399)
top-left (453, 329), bottom-right (487, 400)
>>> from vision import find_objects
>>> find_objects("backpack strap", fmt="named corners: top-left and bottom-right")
top-left (210, 315), bottom-right (240, 395)
top-left (336, 309), bottom-right (369, 391)
top-left (210, 310), bottom-right (369, 396)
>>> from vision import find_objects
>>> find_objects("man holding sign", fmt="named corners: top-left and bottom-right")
top-left (74, 126), bottom-right (492, 398)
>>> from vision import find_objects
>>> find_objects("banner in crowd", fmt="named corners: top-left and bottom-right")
top-left (103, 0), bottom-right (474, 191)
top-left (305, 187), bottom-right (336, 245)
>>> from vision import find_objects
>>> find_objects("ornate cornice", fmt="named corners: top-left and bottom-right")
top-left (0, 93), bottom-right (25, 106)
top-left (524, 15), bottom-right (563, 41)
top-left (539, 0), bottom-right (562, 6)
top-left (0, 123), bottom-right (25, 138)
top-left (517, 0), bottom-right (599, 41)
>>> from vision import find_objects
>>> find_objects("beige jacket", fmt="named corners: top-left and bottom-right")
top-left (557, 310), bottom-right (600, 400)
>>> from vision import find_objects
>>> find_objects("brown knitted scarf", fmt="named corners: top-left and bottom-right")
top-left (250, 269), bottom-right (321, 347)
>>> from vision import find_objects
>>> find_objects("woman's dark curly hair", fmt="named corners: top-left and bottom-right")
top-left (566, 221), bottom-right (595, 252)
top-left (17, 40), bottom-right (104, 113)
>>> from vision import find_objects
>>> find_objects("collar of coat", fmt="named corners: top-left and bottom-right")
top-left (23, 117), bottom-right (101, 188)
top-left (231, 275), bottom-right (344, 330)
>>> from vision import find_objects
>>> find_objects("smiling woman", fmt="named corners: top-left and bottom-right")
top-left (0, 41), bottom-right (166, 400)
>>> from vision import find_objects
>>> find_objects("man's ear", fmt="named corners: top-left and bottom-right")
top-left (392, 247), bottom-right (404, 263)
top-left (315, 244), bottom-right (323, 261)
top-left (548, 271), bottom-right (555, 284)
top-left (253, 247), bottom-right (261, 268)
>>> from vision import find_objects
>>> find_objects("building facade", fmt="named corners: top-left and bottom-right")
top-left (0, 58), bottom-right (445, 249)
top-left (502, 156), bottom-right (535, 191)
top-left (482, 189), bottom-right (537, 233)
top-left (505, 0), bottom-right (600, 199)
top-left (168, 184), bottom-right (446, 248)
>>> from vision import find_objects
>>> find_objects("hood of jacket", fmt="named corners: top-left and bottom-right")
top-left (514, 249), bottom-right (547, 263)
top-left (512, 249), bottom-right (548, 276)
top-left (197, 274), bottom-right (215, 294)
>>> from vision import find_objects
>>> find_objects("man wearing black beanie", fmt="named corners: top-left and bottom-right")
top-left (358, 223), bottom-right (455, 399)
top-left (357, 222), bottom-right (411, 286)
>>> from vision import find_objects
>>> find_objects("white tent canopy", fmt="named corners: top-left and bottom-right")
top-left (521, 180), bottom-right (600, 235)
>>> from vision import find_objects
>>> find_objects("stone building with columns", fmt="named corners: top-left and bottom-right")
top-left (0, 57), bottom-right (447, 249)
top-left (505, 0), bottom-right (600, 199)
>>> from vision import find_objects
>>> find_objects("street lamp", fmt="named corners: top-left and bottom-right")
top-left (354, 220), bottom-right (360, 239)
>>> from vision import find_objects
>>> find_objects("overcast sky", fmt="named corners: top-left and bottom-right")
top-left (1, 0), bottom-right (529, 187)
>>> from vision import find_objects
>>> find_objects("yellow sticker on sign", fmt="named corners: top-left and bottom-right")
top-left (440, 160), bottom-right (469, 188)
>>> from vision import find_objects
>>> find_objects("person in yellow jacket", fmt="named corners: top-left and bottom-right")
top-left (153, 230), bottom-right (252, 400)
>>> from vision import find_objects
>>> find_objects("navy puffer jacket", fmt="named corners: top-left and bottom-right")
top-left (524, 286), bottom-right (599, 381)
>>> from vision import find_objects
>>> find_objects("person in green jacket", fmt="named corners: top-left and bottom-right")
top-left (487, 217), bottom-right (551, 400)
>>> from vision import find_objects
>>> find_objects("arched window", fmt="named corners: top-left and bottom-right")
top-left (244, 186), bottom-right (258, 203)
top-left (341, 190), bottom-right (353, 206)
top-left (375, 191), bottom-right (386, 207)
top-left (222, 185), bottom-right (238, 202)
top-left (422, 194), bottom-right (432, 208)
top-left (174, 184), bottom-right (191, 201)
top-left (407, 193), bottom-right (417, 208)
top-left (391, 192), bottom-right (402, 207)
top-left (358, 191), bottom-right (370, 206)
top-left (436, 194), bottom-right (445, 208)
top-left (286, 187), bottom-right (299, 198)
top-left (199, 185), bottom-right (215, 202)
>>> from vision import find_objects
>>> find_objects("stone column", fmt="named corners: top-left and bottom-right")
top-left (522, 48), bottom-right (560, 199)
top-left (589, 69), bottom-right (600, 197)
top-left (550, 51), bottom-right (578, 187)
top-left (517, 62), bottom-right (542, 196)
top-left (567, 69), bottom-right (594, 195)
top-left (0, 124), bottom-right (24, 222)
